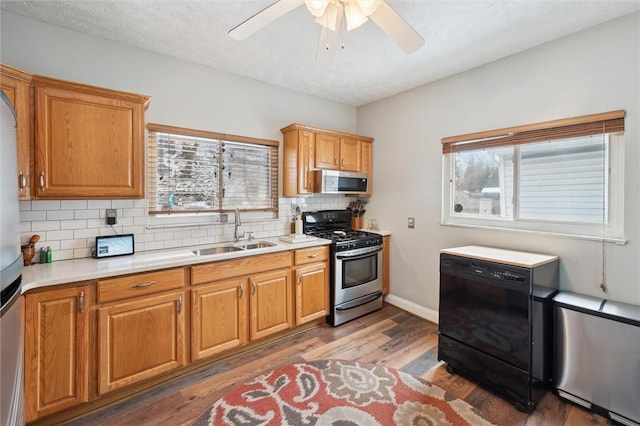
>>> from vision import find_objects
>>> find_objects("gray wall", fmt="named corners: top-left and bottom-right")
top-left (358, 12), bottom-right (640, 312)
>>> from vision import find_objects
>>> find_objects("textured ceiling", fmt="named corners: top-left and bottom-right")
top-left (2, 1), bottom-right (639, 106)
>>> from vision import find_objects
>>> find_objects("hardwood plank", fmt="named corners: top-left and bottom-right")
top-left (59, 304), bottom-right (614, 426)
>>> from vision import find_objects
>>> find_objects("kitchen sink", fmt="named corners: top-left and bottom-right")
top-left (192, 246), bottom-right (244, 255)
top-left (192, 241), bottom-right (276, 256)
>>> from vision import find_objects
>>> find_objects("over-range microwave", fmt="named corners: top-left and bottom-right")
top-left (314, 170), bottom-right (368, 194)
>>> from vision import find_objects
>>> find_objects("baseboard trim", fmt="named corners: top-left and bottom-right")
top-left (385, 294), bottom-right (439, 324)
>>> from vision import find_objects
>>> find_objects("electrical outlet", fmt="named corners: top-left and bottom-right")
top-left (106, 209), bottom-right (117, 225)
top-left (408, 217), bottom-right (415, 229)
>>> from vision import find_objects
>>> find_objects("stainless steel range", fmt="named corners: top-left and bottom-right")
top-left (302, 209), bottom-right (383, 326)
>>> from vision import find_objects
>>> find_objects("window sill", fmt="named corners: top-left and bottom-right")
top-left (440, 221), bottom-right (627, 245)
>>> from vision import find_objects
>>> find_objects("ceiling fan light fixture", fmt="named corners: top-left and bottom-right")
top-left (304, 0), bottom-right (329, 18)
top-left (344, 2), bottom-right (368, 31)
top-left (313, 2), bottom-right (341, 31)
top-left (354, 0), bottom-right (382, 17)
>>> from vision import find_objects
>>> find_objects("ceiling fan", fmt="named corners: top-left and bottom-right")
top-left (228, 0), bottom-right (425, 54)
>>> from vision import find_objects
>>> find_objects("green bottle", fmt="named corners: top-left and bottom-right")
top-left (39, 248), bottom-right (46, 264)
top-left (46, 246), bottom-right (52, 263)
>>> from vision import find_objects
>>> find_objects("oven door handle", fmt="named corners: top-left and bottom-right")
top-left (336, 247), bottom-right (382, 260)
top-left (336, 291), bottom-right (383, 311)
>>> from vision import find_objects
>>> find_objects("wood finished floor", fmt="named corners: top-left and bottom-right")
top-left (65, 304), bottom-right (612, 426)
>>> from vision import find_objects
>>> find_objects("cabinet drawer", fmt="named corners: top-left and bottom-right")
top-left (294, 246), bottom-right (329, 266)
top-left (97, 268), bottom-right (185, 303)
top-left (192, 252), bottom-right (292, 285)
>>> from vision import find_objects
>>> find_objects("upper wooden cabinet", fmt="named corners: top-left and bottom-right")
top-left (1, 64), bottom-right (33, 199)
top-left (281, 123), bottom-right (374, 197)
top-left (282, 129), bottom-right (315, 196)
top-left (339, 137), bottom-right (361, 172)
top-left (32, 76), bottom-right (150, 199)
top-left (314, 133), bottom-right (339, 169)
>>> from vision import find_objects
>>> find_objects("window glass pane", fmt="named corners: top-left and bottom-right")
top-left (222, 142), bottom-right (275, 209)
top-left (519, 135), bottom-right (607, 223)
top-left (154, 134), bottom-right (219, 211)
top-left (452, 147), bottom-right (513, 218)
top-left (148, 128), bottom-right (278, 215)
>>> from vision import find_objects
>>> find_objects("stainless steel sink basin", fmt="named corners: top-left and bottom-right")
top-left (192, 241), bottom-right (276, 255)
top-left (192, 246), bottom-right (244, 255)
top-left (240, 241), bottom-right (277, 250)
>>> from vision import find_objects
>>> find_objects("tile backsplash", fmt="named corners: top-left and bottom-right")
top-left (20, 195), bottom-right (350, 262)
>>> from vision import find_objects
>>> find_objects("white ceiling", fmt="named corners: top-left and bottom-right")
top-left (2, 1), bottom-right (639, 106)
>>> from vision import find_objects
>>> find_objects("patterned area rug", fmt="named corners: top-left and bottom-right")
top-left (191, 359), bottom-right (496, 425)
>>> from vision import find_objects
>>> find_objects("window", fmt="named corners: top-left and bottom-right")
top-left (442, 111), bottom-right (625, 242)
top-left (147, 124), bottom-right (279, 218)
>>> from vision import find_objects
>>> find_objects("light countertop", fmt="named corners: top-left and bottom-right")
top-left (440, 245), bottom-right (558, 268)
top-left (22, 236), bottom-right (330, 293)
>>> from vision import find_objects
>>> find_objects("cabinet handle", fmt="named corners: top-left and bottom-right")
top-left (18, 172), bottom-right (26, 192)
top-left (308, 253), bottom-right (319, 258)
top-left (238, 285), bottom-right (244, 298)
top-left (342, 159), bottom-right (345, 167)
top-left (297, 273), bottom-right (301, 286)
top-left (251, 281), bottom-right (256, 295)
top-left (39, 171), bottom-right (45, 191)
top-left (131, 280), bottom-right (156, 289)
top-left (334, 158), bottom-right (338, 165)
top-left (177, 295), bottom-right (183, 315)
top-left (79, 291), bottom-right (85, 314)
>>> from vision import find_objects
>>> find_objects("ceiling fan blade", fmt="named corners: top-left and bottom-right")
top-left (369, 1), bottom-right (424, 54)
top-left (229, 0), bottom-right (303, 40)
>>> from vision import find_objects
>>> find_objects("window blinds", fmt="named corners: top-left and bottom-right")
top-left (441, 110), bottom-right (624, 154)
top-left (147, 124), bottom-right (278, 214)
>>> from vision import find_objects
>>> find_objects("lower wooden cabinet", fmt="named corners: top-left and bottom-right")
top-left (382, 235), bottom-right (390, 295)
top-left (97, 291), bottom-right (186, 395)
top-left (249, 269), bottom-right (293, 340)
top-left (24, 285), bottom-right (89, 422)
top-left (191, 278), bottom-right (248, 361)
top-left (23, 247), bottom-right (331, 422)
top-left (294, 263), bottom-right (329, 325)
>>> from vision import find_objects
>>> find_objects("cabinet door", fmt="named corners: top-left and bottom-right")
top-left (296, 130), bottom-right (315, 194)
top-left (33, 85), bottom-right (146, 198)
top-left (191, 278), bottom-right (248, 361)
top-left (283, 129), bottom-right (315, 196)
top-left (249, 269), bottom-right (293, 340)
top-left (1, 67), bottom-right (32, 199)
top-left (315, 133), bottom-right (339, 170)
top-left (360, 142), bottom-right (373, 196)
top-left (339, 137), bottom-right (361, 172)
top-left (24, 286), bottom-right (89, 422)
top-left (382, 236), bottom-right (390, 295)
top-left (295, 263), bottom-right (329, 325)
top-left (98, 291), bottom-right (185, 395)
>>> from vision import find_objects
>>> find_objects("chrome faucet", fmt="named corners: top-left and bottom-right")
top-left (234, 207), bottom-right (245, 242)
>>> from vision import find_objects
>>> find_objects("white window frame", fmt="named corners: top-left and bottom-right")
top-left (146, 124), bottom-right (279, 228)
top-left (442, 133), bottom-right (625, 244)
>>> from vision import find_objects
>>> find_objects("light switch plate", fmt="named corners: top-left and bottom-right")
top-left (408, 217), bottom-right (415, 229)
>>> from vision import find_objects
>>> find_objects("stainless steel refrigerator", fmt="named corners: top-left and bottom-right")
top-left (0, 90), bottom-right (25, 425)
